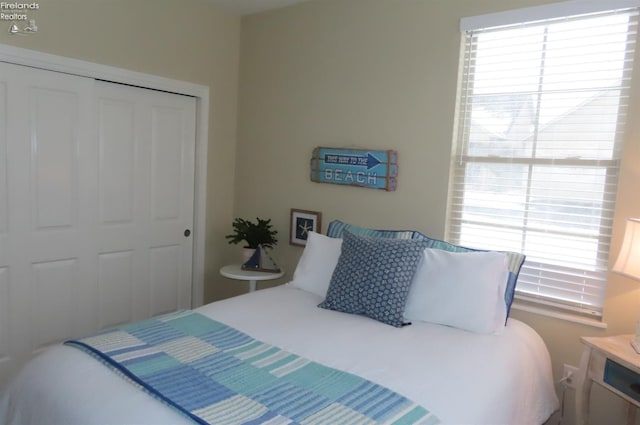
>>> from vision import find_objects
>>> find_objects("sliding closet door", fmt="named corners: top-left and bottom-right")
top-left (94, 81), bottom-right (195, 327)
top-left (0, 63), bottom-right (196, 388)
top-left (0, 62), bottom-right (96, 388)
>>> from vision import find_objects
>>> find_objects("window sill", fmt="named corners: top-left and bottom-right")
top-left (511, 301), bottom-right (608, 329)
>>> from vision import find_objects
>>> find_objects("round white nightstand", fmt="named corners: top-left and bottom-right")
top-left (219, 264), bottom-right (285, 292)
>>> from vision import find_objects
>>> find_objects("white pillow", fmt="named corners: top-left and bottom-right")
top-left (404, 248), bottom-right (508, 334)
top-left (289, 232), bottom-right (342, 298)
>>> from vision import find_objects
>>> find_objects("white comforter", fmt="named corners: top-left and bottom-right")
top-left (0, 285), bottom-right (558, 425)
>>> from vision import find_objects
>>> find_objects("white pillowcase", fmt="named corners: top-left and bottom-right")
top-left (404, 248), bottom-right (508, 334)
top-left (288, 232), bottom-right (342, 298)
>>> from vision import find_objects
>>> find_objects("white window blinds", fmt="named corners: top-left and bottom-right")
top-left (447, 5), bottom-right (639, 317)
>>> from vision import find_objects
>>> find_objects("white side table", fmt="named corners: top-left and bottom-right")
top-left (576, 334), bottom-right (640, 425)
top-left (219, 264), bottom-right (285, 292)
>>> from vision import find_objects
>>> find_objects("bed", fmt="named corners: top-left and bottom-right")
top-left (0, 222), bottom-right (559, 425)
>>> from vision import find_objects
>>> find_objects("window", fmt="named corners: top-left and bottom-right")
top-left (448, 2), bottom-right (639, 318)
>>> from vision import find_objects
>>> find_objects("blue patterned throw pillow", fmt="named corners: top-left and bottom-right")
top-left (319, 231), bottom-right (429, 327)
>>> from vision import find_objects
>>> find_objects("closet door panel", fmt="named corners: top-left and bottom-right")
top-left (30, 87), bottom-right (80, 230)
top-left (98, 250), bottom-right (134, 329)
top-left (95, 81), bottom-right (195, 322)
top-left (147, 91), bottom-right (195, 313)
top-left (149, 245), bottom-right (180, 316)
top-left (98, 98), bottom-right (136, 225)
top-left (32, 259), bottom-right (77, 350)
top-left (151, 106), bottom-right (184, 221)
top-left (0, 62), bottom-right (96, 389)
top-left (0, 268), bottom-right (8, 363)
top-left (0, 82), bottom-right (7, 237)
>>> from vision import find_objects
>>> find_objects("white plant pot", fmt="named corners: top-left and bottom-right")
top-left (242, 247), bottom-right (256, 264)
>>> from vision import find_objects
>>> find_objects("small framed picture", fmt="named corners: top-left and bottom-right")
top-left (290, 209), bottom-right (322, 246)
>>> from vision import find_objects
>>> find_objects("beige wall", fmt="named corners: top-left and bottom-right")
top-left (0, 0), bottom-right (241, 304)
top-left (235, 1), bottom-right (640, 424)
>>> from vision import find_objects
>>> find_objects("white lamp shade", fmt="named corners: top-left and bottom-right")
top-left (613, 218), bottom-right (640, 281)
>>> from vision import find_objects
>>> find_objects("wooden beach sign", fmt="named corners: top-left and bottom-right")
top-left (310, 147), bottom-right (398, 191)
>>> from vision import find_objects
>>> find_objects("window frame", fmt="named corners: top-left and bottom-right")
top-left (447, 2), bottom-right (639, 318)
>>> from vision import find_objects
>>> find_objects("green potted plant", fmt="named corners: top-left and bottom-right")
top-left (226, 217), bottom-right (278, 261)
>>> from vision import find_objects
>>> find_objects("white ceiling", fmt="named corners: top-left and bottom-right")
top-left (202, 0), bottom-right (312, 15)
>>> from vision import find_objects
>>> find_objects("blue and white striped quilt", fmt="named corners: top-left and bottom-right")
top-left (65, 310), bottom-right (441, 425)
